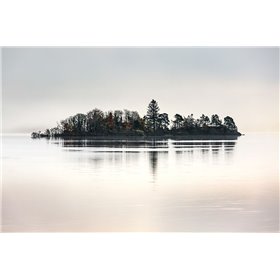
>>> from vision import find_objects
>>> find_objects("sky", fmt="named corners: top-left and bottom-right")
top-left (1, 47), bottom-right (279, 133)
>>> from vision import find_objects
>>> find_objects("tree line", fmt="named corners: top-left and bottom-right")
top-left (31, 99), bottom-right (241, 138)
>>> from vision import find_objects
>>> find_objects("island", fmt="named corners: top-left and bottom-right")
top-left (31, 99), bottom-right (242, 138)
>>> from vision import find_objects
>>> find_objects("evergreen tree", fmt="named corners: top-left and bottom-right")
top-left (146, 99), bottom-right (160, 134)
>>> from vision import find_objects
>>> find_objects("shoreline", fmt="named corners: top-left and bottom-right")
top-left (31, 134), bottom-right (242, 140)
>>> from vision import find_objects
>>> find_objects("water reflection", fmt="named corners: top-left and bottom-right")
top-left (3, 134), bottom-right (279, 232)
top-left (50, 138), bottom-right (237, 179)
top-left (149, 151), bottom-right (158, 180)
top-left (54, 138), bottom-right (236, 150)
top-left (53, 139), bottom-right (170, 149)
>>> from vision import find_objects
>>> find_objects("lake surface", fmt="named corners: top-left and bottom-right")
top-left (1, 133), bottom-right (279, 232)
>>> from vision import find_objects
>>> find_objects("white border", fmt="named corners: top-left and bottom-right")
top-left (0, 233), bottom-right (279, 280)
top-left (0, 0), bottom-right (280, 46)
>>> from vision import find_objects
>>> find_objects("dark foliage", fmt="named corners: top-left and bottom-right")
top-left (31, 100), bottom-right (241, 138)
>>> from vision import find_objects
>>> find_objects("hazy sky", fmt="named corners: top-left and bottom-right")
top-left (2, 47), bottom-right (279, 133)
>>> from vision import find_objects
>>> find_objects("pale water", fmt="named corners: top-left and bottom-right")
top-left (1, 133), bottom-right (279, 232)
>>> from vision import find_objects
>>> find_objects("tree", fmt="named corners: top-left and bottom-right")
top-left (123, 109), bottom-right (132, 130)
top-left (105, 111), bottom-right (114, 130)
top-left (173, 114), bottom-right (184, 129)
top-left (224, 116), bottom-right (237, 131)
top-left (211, 114), bottom-right (222, 127)
top-left (146, 99), bottom-right (160, 134)
top-left (86, 109), bottom-right (104, 135)
top-left (158, 113), bottom-right (170, 131)
top-left (183, 114), bottom-right (195, 129)
top-left (50, 126), bottom-right (61, 137)
top-left (197, 114), bottom-right (210, 127)
top-left (61, 117), bottom-right (74, 135)
top-left (130, 111), bottom-right (142, 130)
top-left (113, 110), bottom-right (123, 130)
top-left (73, 113), bottom-right (87, 135)
top-left (45, 129), bottom-right (51, 137)
top-left (204, 115), bottom-right (210, 126)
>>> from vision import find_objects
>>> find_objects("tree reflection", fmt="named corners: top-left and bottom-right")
top-left (48, 138), bottom-right (238, 180)
top-left (149, 151), bottom-right (158, 179)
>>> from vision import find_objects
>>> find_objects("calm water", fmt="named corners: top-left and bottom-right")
top-left (1, 133), bottom-right (279, 232)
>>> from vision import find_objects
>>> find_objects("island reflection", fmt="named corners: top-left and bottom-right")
top-left (49, 138), bottom-right (237, 179)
